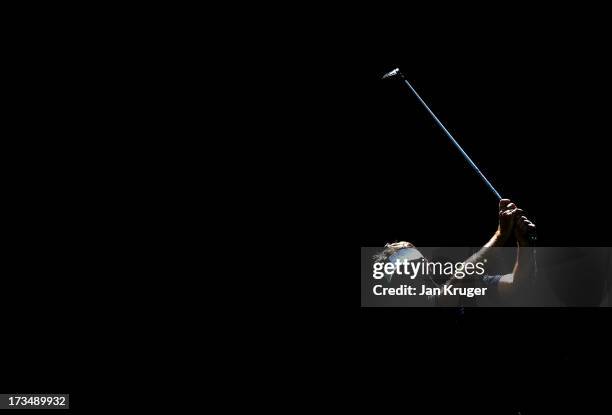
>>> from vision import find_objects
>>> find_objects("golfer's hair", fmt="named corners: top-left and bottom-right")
top-left (372, 242), bottom-right (414, 263)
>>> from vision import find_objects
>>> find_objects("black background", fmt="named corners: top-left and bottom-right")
top-left (1, 8), bottom-right (108, 409)
top-left (354, 17), bottom-right (611, 414)
top-left (3, 5), bottom-right (612, 413)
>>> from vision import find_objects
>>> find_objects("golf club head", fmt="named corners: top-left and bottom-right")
top-left (382, 68), bottom-right (403, 80)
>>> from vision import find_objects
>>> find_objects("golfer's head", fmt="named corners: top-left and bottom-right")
top-left (373, 241), bottom-right (416, 262)
top-left (373, 241), bottom-right (427, 282)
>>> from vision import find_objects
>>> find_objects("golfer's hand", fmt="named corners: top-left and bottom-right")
top-left (515, 215), bottom-right (536, 246)
top-left (498, 199), bottom-right (521, 239)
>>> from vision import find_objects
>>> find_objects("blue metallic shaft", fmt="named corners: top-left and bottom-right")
top-left (400, 75), bottom-right (502, 200)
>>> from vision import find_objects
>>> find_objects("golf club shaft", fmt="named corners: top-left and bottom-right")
top-left (400, 76), bottom-right (502, 200)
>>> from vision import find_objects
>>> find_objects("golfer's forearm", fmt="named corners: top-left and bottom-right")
top-left (465, 230), bottom-right (507, 265)
top-left (434, 231), bottom-right (510, 306)
top-left (436, 231), bottom-right (506, 304)
top-left (511, 245), bottom-right (534, 289)
top-left (486, 230), bottom-right (507, 248)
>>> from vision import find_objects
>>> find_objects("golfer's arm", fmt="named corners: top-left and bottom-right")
top-left (497, 245), bottom-right (534, 296)
top-left (434, 231), bottom-right (508, 306)
top-left (464, 230), bottom-right (507, 265)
